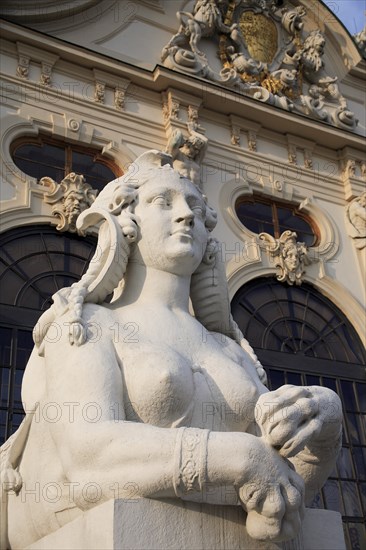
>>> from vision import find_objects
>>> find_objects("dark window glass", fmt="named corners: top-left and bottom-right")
top-left (232, 278), bottom-right (366, 548)
top-left (235, 196), bottom-right (317, 245)
top-left (268, 369), bottom-right (285, 389)
top-left (12, 139), bottom-right (119, 192)
top-left (0, 226), bottom-right (97, 444)
top-left (235, 202), bottom-right (274, 235)
top-left (71, 151), bottom-right (116, 191)
top-left (277, 206), bottom-right (315, 241)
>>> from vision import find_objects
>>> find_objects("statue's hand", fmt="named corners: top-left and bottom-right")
top-left (238, 437), bottom-right (305, 542)
top-left (0, 465), bottom-right (22, 493)
top-left (255, 385), bottom-right (342, 458)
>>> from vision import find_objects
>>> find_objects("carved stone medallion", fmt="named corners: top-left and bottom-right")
top-left (240, 11), bottom-right (278, 64)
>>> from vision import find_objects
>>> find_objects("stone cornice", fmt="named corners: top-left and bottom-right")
top-left (1, 19), bottom-right (365, 155)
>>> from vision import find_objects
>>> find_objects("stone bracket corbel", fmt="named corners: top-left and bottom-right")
top-left (286, 134), bottom-right (315, 170)
top-left (93, 69), bottom-right (130, 110)
top-left (16, 42), bottom-right (59, 86)
top-left (229, 116), bottom-right (261, 152)
top-left (162, 89), bottom-right (204, 138)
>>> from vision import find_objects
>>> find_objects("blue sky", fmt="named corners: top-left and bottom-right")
top-left (326, 0), bottom-right (366, 34)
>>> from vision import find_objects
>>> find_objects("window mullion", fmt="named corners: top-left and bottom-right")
top-left (65, 146), bottom-right (72, 176)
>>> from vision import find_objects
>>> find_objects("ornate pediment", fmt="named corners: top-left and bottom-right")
top-left (161, 0), bottom-right (357, 131)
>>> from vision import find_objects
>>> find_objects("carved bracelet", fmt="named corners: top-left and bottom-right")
top-left (173, 427), bottom-right (209, 497)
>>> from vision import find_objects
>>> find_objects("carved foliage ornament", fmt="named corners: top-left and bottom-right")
top-left (40, 173), bottom-right (97, 232)
top-left (259, 230), bottom-right (310, 285)
top-left (161, 0), bottom-right (357, 131)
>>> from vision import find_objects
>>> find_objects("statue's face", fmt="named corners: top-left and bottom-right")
top-left (182, 141), bottom-right (197, 159)
top-left (64, 191), bottom-right (87, 220)
top-left (131, 170), bottom-right (208, 275)
top-left (283, 246), bottom-right (299, 272)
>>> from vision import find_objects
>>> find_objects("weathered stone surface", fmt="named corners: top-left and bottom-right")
top-left (26, 500), bottom-right (345, 550)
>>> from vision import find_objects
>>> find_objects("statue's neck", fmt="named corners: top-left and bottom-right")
top-left (118, 262), bottom-right (191, 312)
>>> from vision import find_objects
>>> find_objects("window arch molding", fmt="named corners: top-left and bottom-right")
top-left (219, 176), bottom-right (339, 265)
top-left (227, 267), bottom-right (366, 349)
top-left (1, 113), bottom-right (135, 233)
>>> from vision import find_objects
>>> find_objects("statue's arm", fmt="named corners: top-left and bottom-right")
top-left (42, 323), bottom-right (254, 503)
top-left (42, 319), bottom-right (305, 541)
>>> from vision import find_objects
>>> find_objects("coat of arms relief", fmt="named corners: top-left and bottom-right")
top-left (161, 0), bottom-right (357, 131)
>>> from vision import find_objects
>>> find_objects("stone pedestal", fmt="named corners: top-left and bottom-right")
top-left (27, 499), bottom-right (346, 550)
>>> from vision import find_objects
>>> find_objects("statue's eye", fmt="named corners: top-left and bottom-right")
top-left (152, 196), bottom-right (169, 206)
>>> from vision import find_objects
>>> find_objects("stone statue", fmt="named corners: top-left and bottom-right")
top-left (166, 128), bottom-right (208, 187)
top-left (346, 192), bottom-right (366, 249)
top-left (161, 0), bottom-right (236, 61)
top-left (259, 230), bottom-right (310, 285)
top-left (1, 151), bottom-right (342, 549)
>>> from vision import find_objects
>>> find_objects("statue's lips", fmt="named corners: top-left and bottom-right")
top-left (171, 230), bottom-right (193, 240)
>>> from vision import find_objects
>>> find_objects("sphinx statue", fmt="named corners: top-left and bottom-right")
top-left (0, 151), bottom-right (342, 549)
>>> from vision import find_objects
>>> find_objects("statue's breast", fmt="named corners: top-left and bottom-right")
top-left (120, 344), bottom-right (195, 428)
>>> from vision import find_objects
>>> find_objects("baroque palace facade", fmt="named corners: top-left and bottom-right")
top-left (0, 1), bottom-right (365, 547)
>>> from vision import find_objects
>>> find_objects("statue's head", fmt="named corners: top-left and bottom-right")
top-left (59, 151), bottom-right (218, 344)
top-left (127, 165), bottom-right (216, 276)
top-left (35, 151), bottom-right (265, 385)
top-left (277, 232), bottom-right (308, 285)
top-left (64, 190), bottom-right (89, 225)
top-left (282, 241), bottom-right (300, 272)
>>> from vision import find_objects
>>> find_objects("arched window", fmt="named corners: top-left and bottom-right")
top-left (11, 137), bottom-right (122, 192)
top-left (231, 278), bottom-right (366, 549)
top-left (235, 195), bottom-right (319, 246)
top-left (0, 225), bottom-right (97, 443)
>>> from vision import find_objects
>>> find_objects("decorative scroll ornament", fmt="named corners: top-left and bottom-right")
top-left (345, 192), bottom-right (366, 250)
top-left (40, 173), bottom-right (97, 232)
top-left (259, 230), bottom-right (310, 285)
top-left (161, 0), bottom-right (358, 130)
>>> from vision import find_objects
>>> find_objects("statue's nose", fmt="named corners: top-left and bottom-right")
top-left (174, 200), bottom-right (195, 226)
top-left (175, 212), bottom-right (194, 226)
